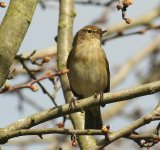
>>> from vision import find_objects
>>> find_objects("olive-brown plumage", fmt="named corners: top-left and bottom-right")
top-left (67, 25), bottom-right (110, 129)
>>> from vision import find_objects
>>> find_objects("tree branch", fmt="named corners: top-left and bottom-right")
top-left (56, 0), bottom-right (98, 149)
top-left (0, 104), bottom-right (159, 147)
top-left (96, 104), bottom-right (160, 149)
top-left (0, 70), bottom-right (68, 94)
top-left (18, 56), bottom-right (58, 106)
top-left (106, 25), bottom-right (160, 41)
top-left (1, 81), bottom-right (160, 137)
top-left (0, 127), bottom-right (159, 144)
top-left (0, 0), bottom-right (38, 87)
top-left (103, 6), bottom-right (160, 41)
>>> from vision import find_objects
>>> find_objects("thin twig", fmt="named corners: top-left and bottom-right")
top-left (0, 70), bottom-right (68, 93)
top-left (17, 56), bottom-right (58, 106)
top-left (52, 0), bottom-right (117, 7)
top-left (105, 25), bottom-right (160, 41)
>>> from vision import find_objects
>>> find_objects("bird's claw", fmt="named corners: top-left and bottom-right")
top-left (68, 98), bottom-right (84, 113)
top-left (94, 91), bottom-right (105, 107)
top-left (69, 98), bottom-right (77, 110)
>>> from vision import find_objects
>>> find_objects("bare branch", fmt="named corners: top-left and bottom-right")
top-left (0, 0), bottom-right (38, 87)
top-left (106, 24), bottom-right (160, 41)
top-left (18, 57), bottom-right (58, 106)
top-left (57, 0), bottom-right (98, 149)
top-left (1, 81), bottom-right (159, 135)
top-left (103, 6), bottom-right (160, 41)
top-left (0, 104), bottom-right (159, 147)
top-left (0, 70), bottom-right (68, 93)
top-left (97, 104), bottom-right (160, 149)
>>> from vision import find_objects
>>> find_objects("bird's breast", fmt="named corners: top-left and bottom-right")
top-left (68, 47), bottom-right (108, 97)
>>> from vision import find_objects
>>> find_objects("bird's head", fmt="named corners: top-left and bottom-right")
top-left (73, 25), bottom-right (107, 46)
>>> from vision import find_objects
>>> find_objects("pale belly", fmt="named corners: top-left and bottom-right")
top-left (68, 57), bottom-right (108, 98)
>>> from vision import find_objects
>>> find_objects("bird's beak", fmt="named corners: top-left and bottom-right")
top-left (101, 30), bottom-right (107, 34)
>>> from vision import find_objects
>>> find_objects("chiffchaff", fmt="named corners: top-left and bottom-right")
top-left (67, 25), bottom-right (110, 129)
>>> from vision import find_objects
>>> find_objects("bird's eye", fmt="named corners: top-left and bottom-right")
top-left (87, 30), bottom-right (92, 33)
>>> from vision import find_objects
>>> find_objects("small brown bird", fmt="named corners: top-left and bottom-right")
top-left (67, 25), bottom-right (110, 129)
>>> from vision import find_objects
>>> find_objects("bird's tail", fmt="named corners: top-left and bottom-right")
top-left (85, 106), bottom-right (103, 129)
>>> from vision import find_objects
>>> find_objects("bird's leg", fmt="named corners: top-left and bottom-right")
top-left (100, 91), bottom-right (104, 104)
top-left (94, 91), bottom-right (105, 107)
top-left (69, 97), bottom-right (77, 110)
top-left (68, 97), bottom-right (84, 113)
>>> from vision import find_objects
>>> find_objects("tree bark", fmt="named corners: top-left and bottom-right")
top-left (0, 0), bottom-right (38, 87)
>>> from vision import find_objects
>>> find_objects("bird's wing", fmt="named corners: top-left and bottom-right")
top-left (104, 58), bottom-right (110, 93)
top-left (100, 48), bottom-right (110, 93)
top-left (67, 49), bottom-right (84, 99)
top-left (101, 53), bottom-right (110, 107)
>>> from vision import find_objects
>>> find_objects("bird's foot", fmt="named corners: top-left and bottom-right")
top-left (68, 98), bottom-right (84, 113)
top-left (69, 97), bottom-right (77, 110)
top-left (94, 91), bottom-right (105, 107)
